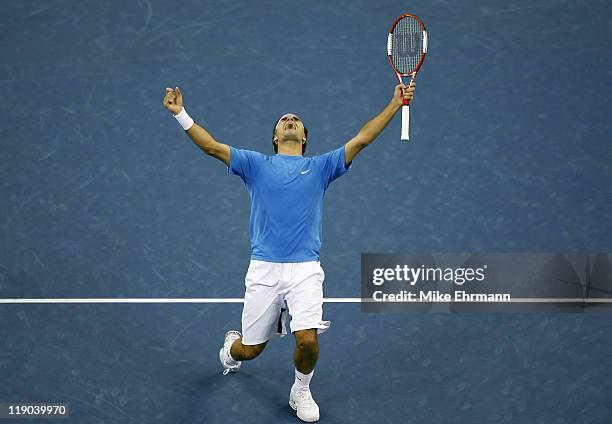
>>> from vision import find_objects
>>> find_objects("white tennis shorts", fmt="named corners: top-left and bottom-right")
top-left (241, 259), bottom-right (330, 345)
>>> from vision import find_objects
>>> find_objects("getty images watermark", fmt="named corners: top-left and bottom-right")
top-left (360, 253), bottom-right (612, 313)
top-left (370, 263), bottom-right (511, 303)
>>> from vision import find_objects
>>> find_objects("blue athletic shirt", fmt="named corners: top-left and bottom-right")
top-left (228, 145), bottom-right (351, 262)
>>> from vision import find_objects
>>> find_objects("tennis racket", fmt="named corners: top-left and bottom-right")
top-left (387, 14), bottom-right (428, 141)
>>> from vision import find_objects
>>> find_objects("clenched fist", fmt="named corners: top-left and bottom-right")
top-left (163, 86), bottom-right (184, 115)
top-left (391, 80), bottom-right (416, 107)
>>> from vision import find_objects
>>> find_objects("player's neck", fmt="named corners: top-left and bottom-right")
top-left (277, 140), bottom-right (303, 156)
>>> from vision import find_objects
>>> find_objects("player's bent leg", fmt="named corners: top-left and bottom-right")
top-left (231, 338), bottom-right (268, 361)
top-left (219, 330), bottom-right (268, 375)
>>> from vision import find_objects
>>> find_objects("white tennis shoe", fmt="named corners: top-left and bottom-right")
top-left (219, 330), bottom-right (242, 375)
top-left (289, 384), bottom-right (320, 422)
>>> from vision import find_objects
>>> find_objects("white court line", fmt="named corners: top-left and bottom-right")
top-left (0, 298), bottom-right (362, 304)
top-left (1, 298), bottom-right (612, 304)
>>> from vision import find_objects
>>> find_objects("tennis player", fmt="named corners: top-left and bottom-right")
top-left (163, 82), bottom-right (415, 422)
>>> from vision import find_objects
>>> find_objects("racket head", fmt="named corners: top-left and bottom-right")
top-left (387, 14), bottom-right (428, 79)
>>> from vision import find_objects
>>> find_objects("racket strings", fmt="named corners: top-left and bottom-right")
top-left (391, 17), bottom-right (424, 75)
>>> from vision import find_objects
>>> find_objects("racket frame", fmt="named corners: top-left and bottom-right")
top-left (387, 13), bottom-right (428, 101)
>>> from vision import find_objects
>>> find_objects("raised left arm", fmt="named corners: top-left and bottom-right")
top-left (344, 81), bottom-right (415, 166)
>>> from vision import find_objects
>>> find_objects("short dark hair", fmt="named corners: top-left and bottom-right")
top-left (272, 117), bottom-right (308, 154)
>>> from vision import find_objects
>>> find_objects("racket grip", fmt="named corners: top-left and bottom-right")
top-left (401, 105), bottom-right (410, 141)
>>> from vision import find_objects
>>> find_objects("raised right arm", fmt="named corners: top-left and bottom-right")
top-left (184, 123), bottom-right (230, 166)
top-left (163, 86), bottom-right (230, 166)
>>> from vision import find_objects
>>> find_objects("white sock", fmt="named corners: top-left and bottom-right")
top-left (294, 369), bottom-right (314, 390)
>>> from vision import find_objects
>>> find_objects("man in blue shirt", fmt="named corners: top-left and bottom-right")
top-left (164, 82), bottom-right (415, 422)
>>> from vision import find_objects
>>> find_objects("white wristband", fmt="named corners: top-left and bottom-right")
top-left (173, 107), bottom-right (194, 131)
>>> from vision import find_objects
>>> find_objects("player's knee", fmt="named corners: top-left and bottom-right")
top-left (243, 342), bottom-right (266, 359)
top-left (295, 331), bottom-right (318, 354)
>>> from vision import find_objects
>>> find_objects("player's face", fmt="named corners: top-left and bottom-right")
top-left (275, 114), bottom-right (305, 143)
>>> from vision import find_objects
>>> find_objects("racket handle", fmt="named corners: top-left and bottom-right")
top-left (401, 105), bottom-right (410, 141)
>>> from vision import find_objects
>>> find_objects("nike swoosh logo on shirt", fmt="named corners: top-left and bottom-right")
top-left (300, 170), bottom-right (311, 175)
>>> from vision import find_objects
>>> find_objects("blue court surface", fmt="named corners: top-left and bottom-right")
top-left (1, 1), bottom-right (611, 423)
